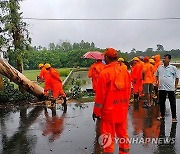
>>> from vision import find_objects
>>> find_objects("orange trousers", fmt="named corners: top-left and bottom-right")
top-left (52, 82), bottom-right (65, 99)
top-left (100, 121), bottom-right (130, 154)
top-left (133, 81), bottom-right (142, 94)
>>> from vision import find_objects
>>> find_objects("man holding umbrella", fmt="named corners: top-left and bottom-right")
top-left (83, 51), bottom-right (105, 92)
top-left (88, 59), bottom-right (105, 92)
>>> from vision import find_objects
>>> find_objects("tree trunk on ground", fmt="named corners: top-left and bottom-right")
top-left (0, 75), bottom-right (3, 91)
top-left (0, 57), bottom-right (44, 99)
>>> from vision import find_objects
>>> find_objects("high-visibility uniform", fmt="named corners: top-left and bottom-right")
top-left (93, 61), bottom-right (131, 154)
top-left (88, 61), bottom-right (105, 92)
top-left (120, 63), bottom-right (128, 70)
top-left (48, 67), bottom-right (65, 99)
top-left (142, 63), bottom-right (154, 84)
top-left (131, 62), bottom-right (143, 94)
top-left (38, 67), bottom-right (51, 95)
top-left (139, 61), bottom-right (144, 95)
top-left (154, 54), bottom-right (162, 72)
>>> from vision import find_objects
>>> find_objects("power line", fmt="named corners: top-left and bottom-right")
top-left (23, 17), bottom-right (180, 21)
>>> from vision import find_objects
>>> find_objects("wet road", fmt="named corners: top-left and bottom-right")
top-left (0, 100), bottom-right (180, 154)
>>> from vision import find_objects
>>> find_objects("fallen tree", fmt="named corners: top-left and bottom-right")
top-left (0, 58), bottom-right (44, 99)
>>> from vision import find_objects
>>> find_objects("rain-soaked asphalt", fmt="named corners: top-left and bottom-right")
top-left (0, 99), bottom-right (180, 154)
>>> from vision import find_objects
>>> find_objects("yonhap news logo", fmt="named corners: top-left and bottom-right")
top-left (98, 134), bottom-right (175, 147)
top-left (98, 133), bottom-right (112, 149)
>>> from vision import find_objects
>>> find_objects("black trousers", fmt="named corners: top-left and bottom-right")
top-left (159, 90), bottom-right (176, 118)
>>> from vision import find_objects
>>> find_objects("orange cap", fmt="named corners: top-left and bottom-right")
top-left (144, 56), bottom-right (149, 61)
top-left (103, 48), bottom-right (118, 58)
top-left (144, 56), bottom-right (149, 62)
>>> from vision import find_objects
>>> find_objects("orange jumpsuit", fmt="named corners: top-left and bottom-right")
top-left (88, 61), bottom-right (105, 92)
top-left (120, 63), bottom-right (128, 70)
top-left (142, 63), bottom-right (154, 84)
top-left (154, 54), bottom-right (162, 72)
top-left (131, 62), bottom-right (143, 94)
top-left (49, 67), bottom-right (65, 99)
top-left (39, 67), bottom-right (51, 95)
top-left (152, 64), bottom-right (156, 84)
top-left (93, 62), bottom-right (131, 154)
top-left (139, 61), bottom-right (144, 94)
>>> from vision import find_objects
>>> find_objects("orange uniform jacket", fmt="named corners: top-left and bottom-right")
top-left (88, 61), bottom-right (105, 92)
top-left (39, 67), bottom-right (51, 91)
top-left (154, 55), bottom-right (162, 72)
top-left (131, 62), bottom-right (143, 93)
top-left (49, 67), bottom-right (65, 98)
top-left (120, 63), bottom-right (128, 70)
top-left (142, 63), bottom-right (154, 84)
top-left (93, 62), bottom-right (131, 123)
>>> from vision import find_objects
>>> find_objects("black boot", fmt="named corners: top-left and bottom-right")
top-left (134, 94), bottom-right (139, 102)
top-left (51, 99), bottom-right (56, 108)
top-left (62, 97), bottom-right (67, 113)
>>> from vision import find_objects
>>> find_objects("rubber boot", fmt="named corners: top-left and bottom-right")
top-left (62, 97), bottom-right (67, 113)
top-left (51, 99), bottom-right (56, 108)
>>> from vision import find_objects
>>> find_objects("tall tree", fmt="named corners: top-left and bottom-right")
top-left (90, 42), bottom-right (95, 49)
top-left (0, 0), bottom-right (31, 73)
top-left (61, 41), bottom-right (72, 51)
top-left (131, 48), bottom-right (136, 53)
top-left (146, 48), bottom-right (153, 53)
top-left (48, 42), bottom-right (56, 51)
top-left (157, 44), bottom-right (164, 51)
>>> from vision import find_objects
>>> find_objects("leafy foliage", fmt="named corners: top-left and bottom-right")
top-left (0, 0), bottom-right (31, 72)
top-left (127, 46), bottom-right (180, 60)
top-left (23, 40), bottom-right (97, 70)
top-left (0, 77), bottom-right (34, 102)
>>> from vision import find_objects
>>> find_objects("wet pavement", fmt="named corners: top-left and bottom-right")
top-left (0, 99), bottom-right (180, 154)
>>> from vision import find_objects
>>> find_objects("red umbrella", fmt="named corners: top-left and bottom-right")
top-left (82, 51), bottom-right (104, 60)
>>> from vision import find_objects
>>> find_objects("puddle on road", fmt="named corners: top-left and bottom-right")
top-left (0, 100), bottom-right (180, 154)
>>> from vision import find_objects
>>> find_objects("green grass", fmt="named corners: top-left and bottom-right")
top-left (171, 58), bottom-right (180, 63)
top-left (23, 68), bottom-right (72, 81)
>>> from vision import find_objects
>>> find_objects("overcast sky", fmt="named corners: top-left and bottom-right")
top-left (20, 0), bottom-right (180, 52)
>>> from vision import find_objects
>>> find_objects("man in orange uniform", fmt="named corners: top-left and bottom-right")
top-left (88, 59), bottom-right (105, 92)
top-left (138, 56), bottom-right (145, 97)
top-left (142, 57), bottom-right (154, 107)
top-left (154, 54), bottom-right (162, 102)
top-left (44, 64), bottom-right (67, 111)
top-left (131, 57), bottom-right (143, 102)
top-left (149, 58), bottom-right (158, 100)
top-left (93, 48), bottom-right (131, 154)
top-left (118, 58), bottom-right (128, 70)
top-left (154, 54), bottom-right (161, 71)
top-left (38, 63), bottom-right (51, 96)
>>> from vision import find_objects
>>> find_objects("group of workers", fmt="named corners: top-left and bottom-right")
top-left (38, 63), bottom-right (67, 111)
top-left (88, 52), bottom-right (162, 108)
top-left (88, 48), bottom-right (179, 154)
top-left (36, 48), bottom-right (178, 154)
top-left (130, 54), bottom-right (161, 108)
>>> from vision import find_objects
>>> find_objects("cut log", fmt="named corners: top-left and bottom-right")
top-left (0, 58), bottom-right (44, 99)
top-left (0, 74), bottom-right (3, 91)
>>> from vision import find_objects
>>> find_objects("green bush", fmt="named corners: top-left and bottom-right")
top-left (0, 77), bottom-right (35, 103)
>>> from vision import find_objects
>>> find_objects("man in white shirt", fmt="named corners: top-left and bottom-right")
top-left (156, 54), bottom-right (179, 123)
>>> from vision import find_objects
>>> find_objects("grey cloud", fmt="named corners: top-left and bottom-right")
top-left (20, 0), bottom-right (180, 52)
